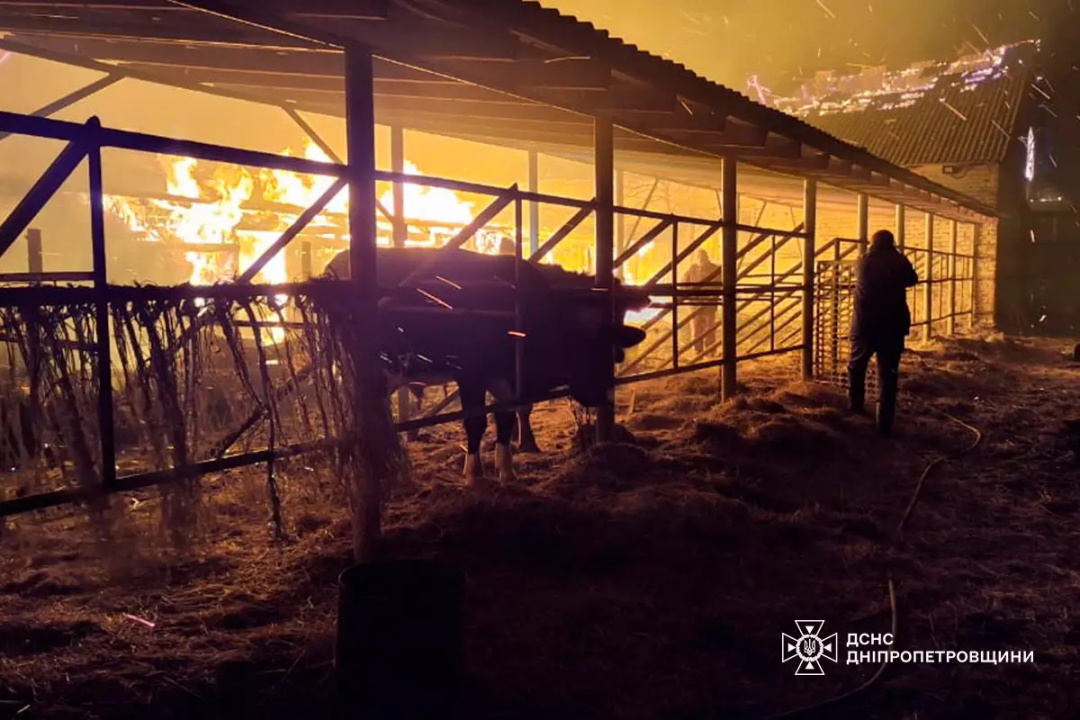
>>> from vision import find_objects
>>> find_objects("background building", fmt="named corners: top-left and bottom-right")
top-left (767, 40), bottom-right (1077, 336)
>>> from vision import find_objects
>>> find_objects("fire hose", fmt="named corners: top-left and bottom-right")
top-left (759, 407), bottom-right (984, 720)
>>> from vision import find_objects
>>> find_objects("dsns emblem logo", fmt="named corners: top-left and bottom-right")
top-left (781, 621), bottom-right (838, 676)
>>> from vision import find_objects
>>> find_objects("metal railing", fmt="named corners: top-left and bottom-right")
top-left (0, 109), bottom-right (984, 518)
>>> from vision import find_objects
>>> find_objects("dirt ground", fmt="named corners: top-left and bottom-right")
top-left (1, 334), bottom-right (1079, 720)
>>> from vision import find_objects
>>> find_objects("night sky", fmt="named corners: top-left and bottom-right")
top-left (542, 0), bottom-right (1074, 92)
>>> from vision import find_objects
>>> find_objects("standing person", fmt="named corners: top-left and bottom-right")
top-left (681, 249), bottom-right (720, 357)
top-left (848, 229), bottom-right (919, 435)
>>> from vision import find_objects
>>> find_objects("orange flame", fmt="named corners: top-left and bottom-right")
top-left (104, 139), bottom-right (494, 343)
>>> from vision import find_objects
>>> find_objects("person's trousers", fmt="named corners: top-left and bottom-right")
top-left (691, 310), bottom-right (717, 357)
top-left (847, 333), bottom-right (905, 432)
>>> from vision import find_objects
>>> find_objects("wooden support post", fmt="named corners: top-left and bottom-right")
top-left (721, 157), bottom-right (738, 400)
top-left (26, 228), bottom-right (42, 275)
top-left (390, 125), bottom-right (416, 439)
top-left (344, 45), bottom-right (381, 564)
top-left (895, 204), bottom-right (905, 251)
top-left (594, 117), bottom-right (615, 444)
top-left (802, 179), bottom-right (817, 381)
top-left (528, 149), bottom-right (540, 258)
top-left (948, 219), bottom-right (958, 336)
top-left (87, 119), bottom-right (116, 490)
top-left (924, 212), bottom-right (934, 341)
top-left (857, 193), bottom-right (869, 256)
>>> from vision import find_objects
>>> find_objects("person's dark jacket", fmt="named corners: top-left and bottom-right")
top-left (852, 245), bottom-right (919, 339)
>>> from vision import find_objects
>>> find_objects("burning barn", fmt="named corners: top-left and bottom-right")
top-left (766, 39), bottom-right (1077, 336)
top-left (0, 0), bottom-right (998, 519)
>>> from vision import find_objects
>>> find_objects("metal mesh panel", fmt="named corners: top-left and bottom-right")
top-left (813, 259), bottom-right (878, 398)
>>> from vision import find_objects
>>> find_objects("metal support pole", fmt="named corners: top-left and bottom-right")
top-left (594, 117), bottom-right (615, 444)
top-left (515, 194), bottom-right (524, 399)
top-left (802, 179), bottom-right (817, 381)
top-left (26, 228), bottom-right (42, 275)
top-left (87, 118), bottom-right (116, 490)
top-left (895, 204), bottom-right (905, 251)
top-left (671, 220), bottom-right (679, 369)
top-left (948, 219), bottom-right (958, 336)
top-left (527, 149), bottom-right (540, 258)
top-left (390, 124), bottom-right (416, 438)
top-left (344, 45), bottom-right (381, 563)
top-left (300, 239), bottom-right (312, 278)
top-left (615, 169), bottom-right (625, 281)
top-left (721, 157), bottom-right (738, 400)
top-left (923, 212), bottom-right (934, 341)
top-left (971, 223), bottom-right (980, 327)
top-left (857, 193), bottom-right (869, 256)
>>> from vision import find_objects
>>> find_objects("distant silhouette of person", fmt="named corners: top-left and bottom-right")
top-left (681, 249), bottom-right (720, 357)
top-left (498, 235), bottom-right (516, 256)
top-left (848, 229), bottom-right (919, 435)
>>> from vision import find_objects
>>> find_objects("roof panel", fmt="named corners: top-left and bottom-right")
top-left (768, 43), bottom-right (1035, 167)
top-left (0, 0), bottom-right (999, 221)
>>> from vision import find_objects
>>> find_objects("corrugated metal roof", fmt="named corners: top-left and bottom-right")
top-left (0, 0), bottom-right (1002, 220)
top-left (768, 46), bottom-right (1036, 167)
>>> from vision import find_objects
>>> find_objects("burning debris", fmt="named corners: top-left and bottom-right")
top-left (760, 39), bottom-right (1039, 118)
top-left (100, 141), bottom-right (524, 344)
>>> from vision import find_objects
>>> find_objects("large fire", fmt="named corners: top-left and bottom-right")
top-left (105, 139), bottom-right (490, 343)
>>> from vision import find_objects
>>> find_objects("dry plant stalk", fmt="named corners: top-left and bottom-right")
top-left (0, 282), bottom-right (410, 563)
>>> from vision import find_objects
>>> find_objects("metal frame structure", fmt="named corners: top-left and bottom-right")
top-left (0, 0), bottom-right (996, 518)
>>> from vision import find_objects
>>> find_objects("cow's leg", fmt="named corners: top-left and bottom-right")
top-left (460, 381), bottom-right (487, 483)
top-left (487, 378), bottom-right (517, 481)
top-left (515, 405), bottom-right (541, 454)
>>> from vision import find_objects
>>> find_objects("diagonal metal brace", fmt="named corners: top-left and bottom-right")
top-left (0, 75), bottom-right (121, 144)
top-left (529, 201), bottom-right (593, 262)
top-left (0, 133), bottom-right (89, 259)
top-left (395, 188), bottom-right (515, 288)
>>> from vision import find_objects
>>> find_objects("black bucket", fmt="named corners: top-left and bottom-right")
top-left (334, 560), bottom-right (464, 720)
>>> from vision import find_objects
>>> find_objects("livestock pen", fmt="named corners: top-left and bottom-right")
top-left (0, 1), bottom-right (996, 526)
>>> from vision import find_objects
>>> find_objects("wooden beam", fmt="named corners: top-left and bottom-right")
top-left (371, 96), bottom-right (583, 122)
top-left (428, 57), bottom-right (611, 91)
top-left (0, 10), bottom-right (313, 46)
top-left (0, 0), bottom-right (391, 20)
top-left (7, 33), bottom-right (343, 71)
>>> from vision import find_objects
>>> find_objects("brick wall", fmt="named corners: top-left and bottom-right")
top-left (909, 164), bottom-right (1000, 208)
top-left (907, 163), bottom-right (1000, 330)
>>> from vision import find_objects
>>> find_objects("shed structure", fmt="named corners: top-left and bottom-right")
top-left (0, 0), bottom-right (1000, 516)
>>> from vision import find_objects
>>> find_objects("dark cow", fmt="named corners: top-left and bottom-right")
top-left (324, 247), bottom-right (648, 481)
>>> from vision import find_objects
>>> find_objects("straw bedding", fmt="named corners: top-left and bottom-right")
top-left (1, 331), bottom-right (1079, 719)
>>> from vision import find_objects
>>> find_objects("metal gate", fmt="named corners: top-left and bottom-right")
top-left (813, 259), bottom-right (878, 398)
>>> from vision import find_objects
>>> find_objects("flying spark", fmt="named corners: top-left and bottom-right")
top-left (814, 0), bottom-right (836, 19)
top-left (972, 24), bottom-right (989, 46)
top-left (435, 275), bottom-right (462, 289)
top-left (1031, 83), bottom-right (1051, 100)
top-left (417, 288), bottom-right (453, 309)
top-left (940, 99), bottom-right (968, 121)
